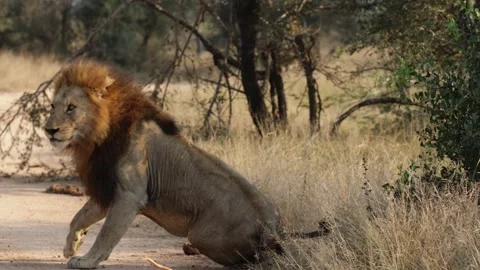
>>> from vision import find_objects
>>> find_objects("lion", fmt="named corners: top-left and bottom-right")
top-left (43, 60), bottom-right (284, 269)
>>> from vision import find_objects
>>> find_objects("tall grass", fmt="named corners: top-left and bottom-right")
top-left (196, 133), bottom-right (480, 270)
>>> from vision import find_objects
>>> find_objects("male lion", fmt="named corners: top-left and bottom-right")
top-left (44, 60), bottom-right (283, 269)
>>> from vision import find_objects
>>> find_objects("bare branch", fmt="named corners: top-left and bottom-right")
top-left (153, 6), bottom-right (206, 108)
top-left (199, 0), bottom-right (228, 32)
top-left (199, 78), bottom-right (244, 94)
top-left (201, 0), bottom-right (234, 133)
top-left (142, 0), bottom-right (240, 70)
top-left (330, 97), bottom-right (425, 136)
top-left (71, 0), bottom-right (135, 60)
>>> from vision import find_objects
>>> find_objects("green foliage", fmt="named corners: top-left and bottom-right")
top-left (386, 3), bottom-right (480, 195)
top-left (353, 0), bottom-right (463, 65)
top-left (416, 4), bottom-right (480, 179)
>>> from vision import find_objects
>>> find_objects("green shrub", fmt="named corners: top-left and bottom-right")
top-left (388, 3), bottom-right (480, 194)
top-left (415, 3), bottom-right (480, 179)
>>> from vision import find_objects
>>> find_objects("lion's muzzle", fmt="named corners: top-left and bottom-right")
top-left (44, 126), bottom-right (73, 149)
top-left (45, 127), bottom-right (59, 137)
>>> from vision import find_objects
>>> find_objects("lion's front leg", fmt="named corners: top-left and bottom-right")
top-left (64, 198), bottom-right (107, 259)
top-left (67, 193), bottom-right (140, 269)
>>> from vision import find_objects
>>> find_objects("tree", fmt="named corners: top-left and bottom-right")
top-left (1, 0), bottom-right (416, 170)
top-left (235, 0), bottom-right (273, 135)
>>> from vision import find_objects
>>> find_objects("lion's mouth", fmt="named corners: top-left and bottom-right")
top-left (49, 138), bottom-right (72, 149)
top-left (50, 138), bottom-right (69, 143)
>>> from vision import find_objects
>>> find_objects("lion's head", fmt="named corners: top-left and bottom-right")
top-left (44, 60), bottom-right (114, 150)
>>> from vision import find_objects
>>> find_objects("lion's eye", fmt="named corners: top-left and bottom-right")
top-left (50, 104), bottom-right (55, 110)
top-left (67, 104), bottom-right (76, 113)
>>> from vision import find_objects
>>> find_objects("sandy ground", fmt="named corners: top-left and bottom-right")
top-left (0, 92), bottom-right (221, 269)
top-left (0, 177), bottom-right (221, 270)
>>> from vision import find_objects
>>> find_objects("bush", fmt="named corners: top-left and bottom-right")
top-left (387, 3), bottom-right (480, 194)
top-left (415, 3), bottom-right (480, 179)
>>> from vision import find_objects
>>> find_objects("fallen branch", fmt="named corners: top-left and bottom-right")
top-left (330, 97), bottom-right (424, 136)
top-left (45, 184), bottom-right (84, 197)
top-left (144, 257), bottom-right (173, 270)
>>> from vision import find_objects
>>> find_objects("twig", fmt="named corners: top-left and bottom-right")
top-left (202, 75), bottom-right (223, 129)
top-left (344, 66), bottom-right (395, 75)
top-left (199, 0), bottom-right (228, 32)
top-left (198, 80), bottom-right (244, 94)
top-left (72, 0), bottom-right (135, 60)
top-left (330, 97), bottom-right (425, 136)
top-left (144, 257), bottom-right (173, 270)
top-left (201, 1), bottom-right (233, 132)
top-left (224, 72), bottom-right (234, 127)
top-left (142, 0), bottom-right (239, 70)
top-left (201, 0), bottom-right (234, 131)
top-left (157, 6), bottom-right (205, 108)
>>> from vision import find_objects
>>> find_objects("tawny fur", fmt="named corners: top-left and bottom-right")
top-left (44, 59), bottom-right (282, 268)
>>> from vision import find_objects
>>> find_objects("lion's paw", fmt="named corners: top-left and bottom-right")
top-left (64, 231), bottom-right (86, 258)
top-left (64, 246), bottom-right (75, 259)
top-left (67, 256), bottom-right (99, 269)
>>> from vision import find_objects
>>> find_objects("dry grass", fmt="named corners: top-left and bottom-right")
top-left (1, 52), bottom-right (479, 270)
top-left (0, 50), bottom-right (61, 92)
top-left (196, 132), bottom-right (480, 270)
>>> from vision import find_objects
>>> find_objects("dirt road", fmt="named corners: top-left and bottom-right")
top-left (0, 177), bottom-right (221, 270)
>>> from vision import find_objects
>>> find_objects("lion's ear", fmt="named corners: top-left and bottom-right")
top-left (97, 76), bottom-right (115, 97)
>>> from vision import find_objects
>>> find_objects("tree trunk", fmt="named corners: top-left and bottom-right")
top-left (295, 34), bottom-right (321, 134)
top-left (235, 0), bottom-right (271, 136)
top-left (269, 48), bottom-right (288, 129)
top-left (59, 2), bottom-right (72, 54)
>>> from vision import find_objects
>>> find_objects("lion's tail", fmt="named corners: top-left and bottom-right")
top-left (262, 220), bottom-right (331, 255)
top-left (288, 220), bottom-right (332, 239)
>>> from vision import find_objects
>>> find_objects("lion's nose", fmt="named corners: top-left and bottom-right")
top-left (45, 128), bottom-right (59, 136)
